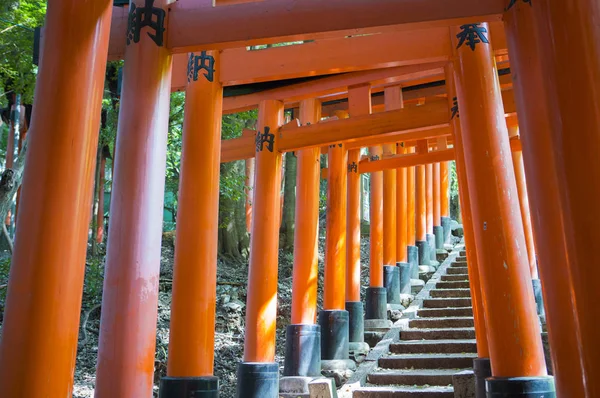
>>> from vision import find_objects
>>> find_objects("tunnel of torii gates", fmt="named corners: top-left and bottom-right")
top-left (0, 0), bottom-right (598, 397)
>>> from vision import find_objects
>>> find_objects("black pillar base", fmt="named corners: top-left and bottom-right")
top-left (318, 310), bottom-right (349, 360)
top-left (441, 216), bottom-right (452, 244)
top-left (397, 262), bottom-right (411, 295)
top-left (416, 240), bottom-right (430, 266)
top-left (283, 324), bottom-right (321, 377)
top-left (365, 287), bottom-right (387, 320)
top-left (346, 301), bottom-right (364, 343)
top-left (407, 245), bottom-right (419, 279)
top-left (159, 376), bottom-right (219, 398)
top-left (474, 358), bottom-right (492, 398)
top-left (426, 234), bottom-right (436, 262)
top-left (383, 265), bottom-right (401, 304)
top-left (486, 376), bottom-right (556, 397)
top-left (236, 362), bottom-right (278, 398)
top-left (433, 225), bottom-right (444, 250)
top-left (531, 279), bottom-right (546, 319)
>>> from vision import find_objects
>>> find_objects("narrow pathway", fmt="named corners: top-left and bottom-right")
top-left (354, 252), bottom-right (475, 397)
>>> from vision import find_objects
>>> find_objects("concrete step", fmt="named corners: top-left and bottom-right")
top-left (409, 317), bottom-right (475, 329)
top-left (447, 267), bottom-right (469, 275)
top-left (368, 368), bottom-right (461, 386)
top-left (400, 327), bottom-right (476, 340)
top-left (353, 386), bottom-right (454, 398)
top-left (441, 274), bottom-right (469, 282)
top-left (418, 307), bottom-right (473, 318)
top-left (430, 288), bottom-right (472, 298)
top-left (379, 353), bottom-right (477, 369)
top-left (459, 250), bottom-right (467, 257)
top-left (456, 256), bottom-right (468, 262)
top-left (435, 280), bottom-right (470, 289)
top-left (390, 339), bottom-right (477, 354)
top-left (423, 298), bottom-right (472, 308)
top-left (450, 261), bottom-right (468, 267)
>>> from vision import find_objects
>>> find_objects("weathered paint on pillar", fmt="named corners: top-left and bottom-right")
top-left (504, 1), bottom-right (585, 395)
top-left (425, 163), bottom-right (433, 234)
top-left (245, 158), bottom-right (254, 233)
top-left (508, 126), bottom-right (538, 280)
top-left (383, 86), bottom-right (400, 265)
top-left (325, 143), bottom-right (348, 310)
top-left (291, 98), bottom-right (321, 324)
top-left (167, 50), bottom-right (223, 377)
top-left (445, 63), bottom-right (489, 359)
top-left (243, 100), bottom-right (284, 361)
top-left (95, 1), bottom-right (174, 395)
top-left (0, 1), bottom-right (112, 395)
top-left (451, 23), bottom-right (546, 377)
top-left (415, 140), bottom-right (428, 243)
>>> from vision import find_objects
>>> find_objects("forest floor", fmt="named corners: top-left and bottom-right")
top-left (22, 233), bottom-right (374, 398)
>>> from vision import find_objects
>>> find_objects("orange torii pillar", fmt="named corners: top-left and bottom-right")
top-left (415, 140), bottom-right (431, 268)
top-left (432, 161), bottom-right (444, 250)
top-left (383, 85), bottom-right (404, 304)
top-left (159, 51), bottom-right (222, 397)
top-left (320, 141), bottom-right (351, 366)
top-left (347, 87), bottom-right (367, 348)
top-left (0, 1), bottom-right (112, 396)
top-left (367, 95), bottom-right (388, 321)
top-left (95, 1), bottom-right (173, 396)
top-left (425, 162), bottom-right (436, 263)
top-left (446, 63), bottom-right (491, 397)
top-left (283, 98), bottom-right (322, 382)
top-left (407, 147), bottom-right (419, 279)
top-left (439, 139), bottom-right (452, 244)
top-left (236, 100), bottom-right (283, 397)
top-left (504, 2), bottom-right (585, 396)
top-left (451, 23), bottom-right (552, 395)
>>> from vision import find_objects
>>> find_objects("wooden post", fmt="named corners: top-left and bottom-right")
top-left (285, 98), bottom-right (322, 377)
top-left (160, 50), bottom-right (223, 396)
top-left (415, 140), bottom-right (429, 266)
top-left (382, 86), bottom-right (398, 266)
top-left (504, 0), bottom-right (588, 395)
top-left (0, 0), bottom-right (112, 396)
top-left (95, 1), bottom-right (173, 396)
top-left (451, 23), bottom-right (548, 391)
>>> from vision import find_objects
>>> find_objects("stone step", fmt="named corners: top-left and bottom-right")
top-left (390, 339), bottom-right (477, 354)
top-left (447, 267), bottom-right (469, 275)
top-left (418, 307), bottom-right (474, 318)
top-left (450, 261), bottom-right (468, 267)
top-left (430, 288), bottom-right (472, 298)
top-left (353, 386), bottom-right (454, 398)
top-left (459, 250), bottom-right (467, 257)
top-left (441, 274), bottom-right (469, 282)
top-left (456, 256), bottom-right (468, 262)
top-left (409, 317), bottom-right (475, 329)
top-left (436, 280), bottom-right (470, 289)
top-left (400, 327), bottom-right (476, 340)
top-left (379, 353), bottom-right (477, 370)
top-left (368, 368), bottom-right (461, 386)
top-left (423, 298), bottom-right (472, 308)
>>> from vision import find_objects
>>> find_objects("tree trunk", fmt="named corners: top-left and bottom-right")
top-left (91, 145), bottom-right (102, 255)
top-left (218, 162), bottom-right (242, 259)
top-left (0, 134), bottom-right (29, 230)
top-left (280, 151), bottom-right (296, 251)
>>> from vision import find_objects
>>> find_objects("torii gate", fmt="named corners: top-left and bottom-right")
top-left (0, 1), bottom-right (596, 398)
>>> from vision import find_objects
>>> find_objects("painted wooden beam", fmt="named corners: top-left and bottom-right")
top-left (360, 148), bottom-right (456, 174)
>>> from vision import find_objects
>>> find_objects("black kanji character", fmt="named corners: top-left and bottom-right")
top-left (505, 0), bottom-right (532, 11)
top-left (451, 97), bottom-right (459, 119)
top-left (348, 162), bottom-right (358, 173)
top-left (255, 127), bottom-right (275, 152)
top-left (187, 51), bottom-right (216, 83)
top-left (456, 23), bottom-right (489, 51)
top-left (127, 0), bottom-right (166, 47)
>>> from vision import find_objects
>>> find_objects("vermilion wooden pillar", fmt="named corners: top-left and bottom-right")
top-left (432, 161), bottom-right (444, 249)
top-left (284, 98), bottom-right (322, 378)
top-left (95, 1), bottom-right (174, 396)
top-left (439, 158), bottom-right (451, 243)
top-left (425, 162), bottom-right (436, 261)
top-left (504, 2), bottom-right (584, 395)
top-left (445, 64), bottom-right (490, 396)
top-left (346, 86), bottom-right (370, 341)
top-left (0, 1), bottom-right (112, 396)
top-left (406, 147), bottom-right (418, 277)
top-left (507, 125), bottom-right (538, 280)
top-left (160, 50), bottom-right (223, 396)
top-left (451, 23), bottom-right (549, 393)
top-left (415, 140), bottom-right (430, 266)
top-left (382, 87), bottom-right (398, 266)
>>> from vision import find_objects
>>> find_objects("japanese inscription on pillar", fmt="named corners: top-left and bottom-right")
top-left (451, 97), bottom-right (460, 120)
top-left (255, 127), bottom-right (275, 153)
top-left (126, 0), bottom-right (166, 47)
top-left (505, 0), bottom-right (532, 11)
top-left (455, 24), bottom-right (489, 51)
top-left (187, 51), bottom-right (216, 83)
top-left (348, 162), bottom-right (358, 173)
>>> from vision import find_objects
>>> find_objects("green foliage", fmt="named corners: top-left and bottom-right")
top-left (450, 161), bottom-right (459, 200)
top-left (82, 257), bottom-right (104, 305)
top-left (0, 0), bottom-right (46, 104)
top-left (0, 256), bottom-right (10, 303)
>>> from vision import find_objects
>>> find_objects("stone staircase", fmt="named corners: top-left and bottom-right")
top-left (354, 253), bottom-right (476, 397)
